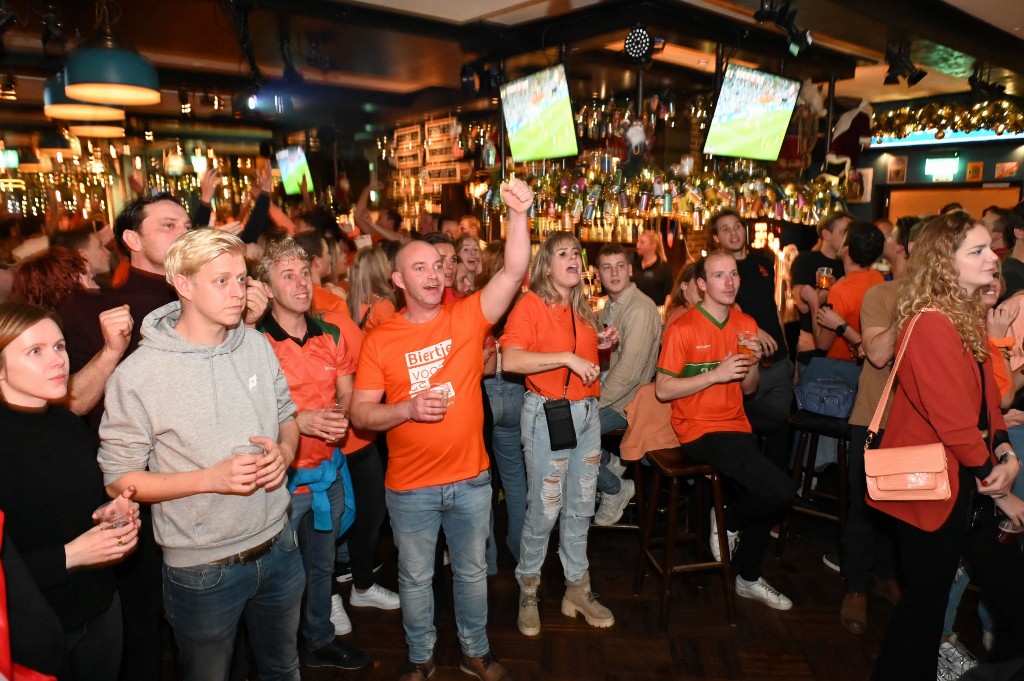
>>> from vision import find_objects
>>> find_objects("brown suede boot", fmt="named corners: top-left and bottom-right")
top-left (459, 652), bottom-right (514, 681)
top-left (517, 575), bottom-right (541, 637)
top-left (560, 571), bottom-right (614, 628)
top-left (840, 592), bottom-right (867, 635)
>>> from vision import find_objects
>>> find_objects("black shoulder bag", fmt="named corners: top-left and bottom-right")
top-left (543, 311), bottom-right (578, 451)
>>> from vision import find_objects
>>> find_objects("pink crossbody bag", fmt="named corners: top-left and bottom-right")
top-left (864, 312), bottom-right (951, 502)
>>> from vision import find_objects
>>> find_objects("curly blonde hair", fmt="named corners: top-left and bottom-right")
top-left (896, 211), bottom-right (989, 361)
top-left (529, 232), bottom-right (599, 330)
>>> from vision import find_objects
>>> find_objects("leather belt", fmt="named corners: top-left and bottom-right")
top-left (209, 531), bottom-right (281, 566)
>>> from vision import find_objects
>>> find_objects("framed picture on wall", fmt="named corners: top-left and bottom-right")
top-left (996, 161), bottom-right (1020, 179)
top-left (966, 162), bottom-right (984, 182)
top-left (887, 156), bottom-right (907, 184)
top-left (847, 167), bottom-right (873, 203)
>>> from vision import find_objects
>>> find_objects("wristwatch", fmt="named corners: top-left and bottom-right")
top-left (834, 322), bottom-right (849, 337)
top-left (998, 450), bottom-right (1019, 466)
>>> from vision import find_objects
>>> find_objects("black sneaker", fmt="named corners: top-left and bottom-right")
top-left (305, 639), bottom-right (370, 670)
top-left (334, 559), bottom-right (384, 584)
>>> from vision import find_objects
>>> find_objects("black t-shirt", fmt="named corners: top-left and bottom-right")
top-left (790, 250), bottom-right (845, 333)
top-left (1001, 256), bottom-right (1024, 303)
top-left (632, 257), bottom-right (674, 305)
top-left (735, 249), bottom-right (787, 360)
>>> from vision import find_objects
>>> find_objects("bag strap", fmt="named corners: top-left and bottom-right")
top-left (866, 311), bottom-right (927, 446)
top-left (563, 312), bottom-right (577, 399)
top-left (358, 299), bottom-right (377, 330)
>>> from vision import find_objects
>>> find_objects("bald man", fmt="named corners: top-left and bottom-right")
top-left (350, 179), bottom-right (533, 681)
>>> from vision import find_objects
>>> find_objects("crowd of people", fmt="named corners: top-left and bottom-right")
top-left (1, 174), bottom-right (1024, 681)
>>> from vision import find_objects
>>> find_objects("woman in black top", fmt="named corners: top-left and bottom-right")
top-left (0, 302), bottom-right (140, 680)
top-left (631, 229), bottom-right (676, 306)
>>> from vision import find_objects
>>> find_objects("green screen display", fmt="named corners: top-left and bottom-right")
top-left (275, 146), bottom-right (314, 196)
top-left (703, 64), bottom-right (800, 161)
top-left (501, 65), bottom-right (579, 163)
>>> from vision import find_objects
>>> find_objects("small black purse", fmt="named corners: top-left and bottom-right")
top-left (543, 312), bottom-right (578, 451)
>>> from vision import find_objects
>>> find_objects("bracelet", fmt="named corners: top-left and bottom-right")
top-left (998, 451), bottom-right (1019, 466)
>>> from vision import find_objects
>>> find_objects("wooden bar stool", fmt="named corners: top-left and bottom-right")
top-left (775, 410), bottom-right (850, 559)
top-left (633, 447), bottom-right (736, 631)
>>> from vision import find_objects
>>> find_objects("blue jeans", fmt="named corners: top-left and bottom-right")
top-left (162, 527), bottom-right (304, 681)
top-left (288, 475), bottom-right (344, 650)
top-left (386, 469), bottom-right (493, 664)
top-left (597, 406), bottom-right (629, 494)
top-left (1006, 424), bottom-right (1024, 499)
top-left (484, 374), bottom-right (526, 563)
top-left (517, 392), bottom-right (601, 583)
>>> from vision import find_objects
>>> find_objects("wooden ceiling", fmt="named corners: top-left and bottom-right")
top-left (0, 0), bottom-right (1020, 150)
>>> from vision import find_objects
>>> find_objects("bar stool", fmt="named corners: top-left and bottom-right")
top-left (633, 447), bottom-right (736, 631)
top-left (775, 409), bottom-right (850, 558)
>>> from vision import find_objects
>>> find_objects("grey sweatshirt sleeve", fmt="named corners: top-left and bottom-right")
top-left (97, 371), bottom-right (154, 485)
top-left (269, 345), bottom-right (298, 425)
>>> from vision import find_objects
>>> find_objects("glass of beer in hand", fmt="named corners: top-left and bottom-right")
top-left (737, 331), bottom-right (757, 357)
top-left (816, 267), bottom-right (834, 290)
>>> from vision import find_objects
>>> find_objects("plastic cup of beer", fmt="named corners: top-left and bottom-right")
top-left (231, 443), bottom-right (264, 458)
top-left (597, 328), bottom-right (614, 371)
top-left (94, 498), bottom-right (132, 530)
top-left (816, 267), bottom-right (833, 290)
top-left (737, 331), bottom-right (756, 357)
top-left (997, 517), bottom-right (1023, 547)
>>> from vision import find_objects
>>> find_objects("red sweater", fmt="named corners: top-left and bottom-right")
top-left (867, 311), bottom-right (1004, 531)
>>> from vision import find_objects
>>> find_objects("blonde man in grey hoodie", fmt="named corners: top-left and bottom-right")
top-left (98, 229), bottom-right (304, 681)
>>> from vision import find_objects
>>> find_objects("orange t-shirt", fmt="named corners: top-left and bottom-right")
top-left (313, 285), bottom-right (351, 319)
top-left (260, 314), bottom-right (356, 491)
top-left (657, 304), bottom-right (757, 444)
top-left (317, 309), bottom-right (374, 454)
top-left (500, 291), bottom-right (600, 401)
top-left (357, 297), bottom-right (396, 332)
top-left (355, 293), bottom-right (492, 491)
top-left (826, 268), bottom-right (884, 360)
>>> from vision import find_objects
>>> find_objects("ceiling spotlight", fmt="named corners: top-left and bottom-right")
top-left (884, 43), bottom-right (927, 87)
top-left (40, 4), bottom-right (64, 51)
top-left (753, 0), bottom-right (812, 56)
top-left (968, 68), bottom-right (1006, 100)
top-left (624, 24), bottom-right (664, 64)
top-left (460, 63), bottom-right (479, 94)
top-left (0, 73), bottom-right (16, 101)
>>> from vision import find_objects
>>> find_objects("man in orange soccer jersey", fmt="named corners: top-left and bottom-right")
top-left (350, 178), bottom-right (533, 681)
top-left (255, 238), bottom-right (372, 671)
top-left (656, 250), bottom-right (796, 611)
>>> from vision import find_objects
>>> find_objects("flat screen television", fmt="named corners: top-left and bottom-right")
top-left (275, 146), bottom-right (314, 195)
top-left (702, 64), bottom-right (801, 161)
top-left (500, 64), bottom-right (578, 163)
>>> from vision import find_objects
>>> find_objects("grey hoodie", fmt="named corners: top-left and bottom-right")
top-left (98, 301), bottom-right (297, 568)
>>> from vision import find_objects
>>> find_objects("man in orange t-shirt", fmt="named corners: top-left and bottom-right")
top-left (656, 251), bottom-right (796, 612)
top-left (813, 222), bottom-right (886, 361)
top-left (350, 178), bottom-right (533, 681)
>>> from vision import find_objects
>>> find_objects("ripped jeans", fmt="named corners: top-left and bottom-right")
top-left (516, 391), bottom-right (601, 583)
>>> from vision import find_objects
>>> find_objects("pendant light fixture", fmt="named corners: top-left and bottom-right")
top-left (63, 1), bottom-right (160, 106)
top-left (44, 73), bottom-right (126, 121)
top-left (69, 121), bottom-right (126, 138)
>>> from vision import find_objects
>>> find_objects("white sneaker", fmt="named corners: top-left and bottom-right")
top-left (936, 660), bottom-right (958, 681)
top-left (709, 508), bottom-right (739, 562)
top-left (939, 637), bottom-right (978, 676)
top-left (735, 576), bottom-right (793, 611)
top-left (606, 453), bottom-right (627, 477)
top-left (349, 583), bottom-right (401, 610)
top-left (330, 594), bottom-right (352, 635)
top-left (593, 479), bottom-right (635, 526)
top-left (982, 629), bottom-right (995, 653)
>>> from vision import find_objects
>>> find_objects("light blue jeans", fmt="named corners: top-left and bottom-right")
top-left (484, 374), bottom-right (527, 563)
top-left (288, 477), bottom-right (344, 651)
top-left (162, 527), bottom-right (304, 681)
top-left (597, 406), bottom-right (629, 494)
top-left (386, 470), bottom-right (493, 664)
top-left (516, 391), bottom-right (601, 583)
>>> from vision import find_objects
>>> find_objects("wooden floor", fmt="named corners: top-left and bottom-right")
top-left (164, 492), bottom-right (988, 680)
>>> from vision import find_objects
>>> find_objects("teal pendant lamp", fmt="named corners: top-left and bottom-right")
top-left (63, 1), bottom-right (160, 107)
top-left (69, 121), bottom-right (126, 138)
top-left (44, 72), bottom-right (126, 121)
